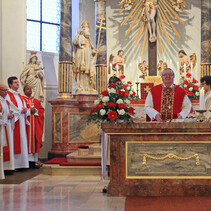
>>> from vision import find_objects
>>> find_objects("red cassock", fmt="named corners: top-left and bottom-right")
top-left (7, 91), bottom-right (25, 154)
top-left (147, 84), bottom-right (186, 121)
top-left (0, 100), bottom-right (10, 161)
top-left (23, 96), bottom-right (44, 153)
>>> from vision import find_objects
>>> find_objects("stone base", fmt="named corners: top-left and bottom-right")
top-left (42, 164), bottom-right (101, 176)
top-left (108, 180), bottom-right (211, 197)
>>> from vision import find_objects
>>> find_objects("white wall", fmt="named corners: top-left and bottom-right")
top-left (106, 1), bottom-right (201, 84)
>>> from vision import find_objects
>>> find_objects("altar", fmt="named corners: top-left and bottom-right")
top-left (101, 122), bottom-right (211, 196)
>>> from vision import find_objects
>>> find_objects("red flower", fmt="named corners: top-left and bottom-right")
top-left (107, 102), bottom-right (117, 108)
top-left (186, 73), bottom-right (191, 78)
top-left (95, 104), bottom-right (104, 109)
top-left (108, 111), bottom-right (118, 121)
top-left (108, 84), bottom-right (116, 88)
top-left (184, 88), bottom-right (188, 93)
top-left (101, 90), bottom-right (109, 96)
top-left (188, 91), bottom-right (193, 96)
top-left (193, 78), bottom-right (197, 83)
top-left (188, 83), bottom-right (193, 87)
top-left (124, 91), bottom-right (129, 96)
top-left (118, 103), bottom-right (126, 109)
top-left (194, 86), bottom-right (199, 91)
top-left (128, 107), bottom-right (134, 114)
top-left (183, 80), bottom-right (188, 85)
top-left (133, 91), bottom-right (136, 95)
top-left (90, 107), bottom-right (95, 114)
top-left (127, 81), bottom-right (132, 84)
top-left (122, 84), bottom-right (127, 89)
top-left (120, 75), bottom-right (125, 79)
top-left (119, 91), bottom-right (125, 97)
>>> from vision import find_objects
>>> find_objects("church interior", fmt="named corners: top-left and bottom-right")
top-left (0, 0), bottom-right (211, 210)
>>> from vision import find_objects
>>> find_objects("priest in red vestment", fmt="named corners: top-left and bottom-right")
top-left (6, 76), bottom-right (29, 169)
top-left (144, 68), bottom-right (192, 121)
top-left (23, 85), bottom-right (44, 168)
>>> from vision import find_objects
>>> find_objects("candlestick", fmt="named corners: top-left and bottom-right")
top-left (135, 82), bottom-right (140, 98)
top-left (199, 87), bottom-right (205, 110)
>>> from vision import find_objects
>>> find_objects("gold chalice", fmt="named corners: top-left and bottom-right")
top-left (195, 110), bottom-right (207, 122)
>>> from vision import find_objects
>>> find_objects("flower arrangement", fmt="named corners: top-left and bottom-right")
top-left (88, 75), bottom-right (137, 124)
top-left (180, 73), bottom-right (199, 100)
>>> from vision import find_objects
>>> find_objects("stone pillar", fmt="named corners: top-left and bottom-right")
top-left (58, 0), bottom-right (73, 98)
top-left (95, 0), bottom-right (107, 93)
top-left (201, 0), bottom-right (211, 77)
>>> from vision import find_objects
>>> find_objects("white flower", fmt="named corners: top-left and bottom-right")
top-left (124, 99), bottom-right (130, 105)
top-left (121, 89), bottom-right (125, 91)
top-left (100, 109), bottom-right (106, 116)
top-left (108, 88), bottom-right (116, 94)
top-left (129, 91), bottom-right (133, 95)
top-left (189, 87), bottom-right (193, 91)
top-left (116, 99), bottom-right (124, 104)
top-left (195, 92), bottom-right (199, 96)
top-left (102, 96), bottom-right (109, 103)
top-left (117, 109), bottom-right (125, 115)
top-left (184, 85), bottom-right (187, 88)
top-left (94, 99), bottom-right (100, 105)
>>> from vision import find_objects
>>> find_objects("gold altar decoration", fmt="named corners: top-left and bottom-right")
top-left (142, 153), bottom-right (200, 166)
top-left (58, 61), bottom-right (72, 98)
top-left (96, 64), bottom-right (108, 93)
top-left (145, 76), bottom-right (162, 86)
top-left (200, 63), bottom-right (211, 77)
top-left (118, 0), bottom-right (190, 55)
top-left (96, 16), bottom-right (106, 53)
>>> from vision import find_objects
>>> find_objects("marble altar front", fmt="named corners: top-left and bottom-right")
top-left (101, 122), bottom-right (211, 196)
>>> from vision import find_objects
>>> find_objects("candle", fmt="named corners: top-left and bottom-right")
top-left (184, 64), bottom-right (186, 78)
top-left (124, 64), bottom-right (126, 71)
top-left (199, 87), bottom-right (205, 110)
top-left (110, 63), bottom-right (112, 73)
top-left (136, 61), bottom-right (139, 82)
top-left (191, 63), bottom-right (193, 80)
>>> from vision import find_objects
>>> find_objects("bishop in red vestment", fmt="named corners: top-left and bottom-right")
top-left (23, 85), bottom-right (44, 168)
top-left (144, 68), bottom-right (192, 121)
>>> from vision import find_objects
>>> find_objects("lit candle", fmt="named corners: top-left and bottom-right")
top-left (199, 87), bottom-right (205, 110)
top-left (110, 63), bottom-right (112, 73)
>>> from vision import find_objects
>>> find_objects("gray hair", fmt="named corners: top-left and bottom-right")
top-left (161, 68), bottom-right (175, 77)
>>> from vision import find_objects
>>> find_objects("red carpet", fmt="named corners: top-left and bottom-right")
top-left (45, 157), bottom-right (101, 166)
top-left (125, 196), bottom-right (211, 211)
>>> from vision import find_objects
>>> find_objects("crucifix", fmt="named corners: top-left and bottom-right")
top-left (96, 16), bottom-right (106, 53)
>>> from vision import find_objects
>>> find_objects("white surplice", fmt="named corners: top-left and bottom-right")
top-left (204, 91), bottom-right (211, 119)
top-left (144, 84), bottom-right (192, 120)
top-left (0, 96), bottom-right (15, 171)
top-left (6, 89), bottom-right (29, 169)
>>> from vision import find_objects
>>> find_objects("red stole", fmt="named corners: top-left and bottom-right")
top-left (149, 84), bottom-right (186, 120)
top-left (7, 91), bottom-right (25, 154)
top-left (0, 100), bottom-right (10, 161)
top-left (23, 96), bottom-right (44, 153)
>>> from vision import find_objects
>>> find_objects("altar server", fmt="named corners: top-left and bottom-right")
top-left (6, 77), bottom-right (29, 169)
top-left (145, 68), bottom-right (192, 121)
top-left (23, 85), bottom-right (44, 168)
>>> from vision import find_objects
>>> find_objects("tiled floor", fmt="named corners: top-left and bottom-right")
top-left (0, 174), bottom-right (125, 211)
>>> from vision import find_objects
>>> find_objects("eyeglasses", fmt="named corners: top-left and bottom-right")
top-left (162, 74), bottom-right (174, 77)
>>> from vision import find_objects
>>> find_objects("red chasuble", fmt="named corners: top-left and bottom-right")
top-left (7, 91), bottom-right (25, 154)
top-left (23, 96), bottom-right (44, 153)
top-left (0, 100), bottom-right (10, 161)
top-left (149, 84), bottom-right (186, 121)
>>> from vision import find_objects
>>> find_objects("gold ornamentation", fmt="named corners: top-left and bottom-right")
top-left (142, 153), bottom-right (200, 166)
top-left (145, 76), bottom-right (162, 86)
top-left (96, 16), bottom-right (106, 52)
top-left (82, 20), bottom-right (89, 28)
top-left (144, 85), bottom-right (151, 93)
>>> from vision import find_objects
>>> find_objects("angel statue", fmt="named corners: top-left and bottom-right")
top-left (172, 0), bottom-right (188, 13)
top-left (20, 51), bottom-right (45, 102)
top-left (139, 60), bottom-right (148, 78)
top-left (108, 50), bottom-right (126, 77)
top-left (178, 50), bottom-right (196, 77)
top-left (157, 60), bottom-right (168, 76)
top-left (118, 0), bottom-right (134, 11)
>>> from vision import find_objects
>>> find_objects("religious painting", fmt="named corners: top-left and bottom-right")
top-left (126, 141), bottom-right (211, 179)
top-left (53, 112), bottom-right (62, 143)
top-left (68, 113), bottom-right (101, 142)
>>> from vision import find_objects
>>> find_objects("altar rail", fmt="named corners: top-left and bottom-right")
top-left (200, 63), bottom-right (211, 77)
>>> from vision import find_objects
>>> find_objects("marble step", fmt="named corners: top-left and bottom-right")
top-left (42, 164), bottom-right (101, 176)
top-left (66, 150), bottom-right (101, 163)
top-left (89, 143), bottom-right (101, 155)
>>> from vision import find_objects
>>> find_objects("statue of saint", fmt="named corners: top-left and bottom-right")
top-left (145, 0), bottom-right (158, 43)
top-left (20, 51), bottom-right (45, 102)
top-left (139, 60), bottom-right (148, 78)
top-left (178, 50), bottom-right (191, 76)
top-left (111, 50), bottom-right (125, 77)
top-left (72, 20), bottom-right (97, 91)
top-left (157, 60), bottom-right (168, 76)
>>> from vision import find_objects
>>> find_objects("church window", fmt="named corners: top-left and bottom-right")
top-left (26, 0), bottom-right (61, 53)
